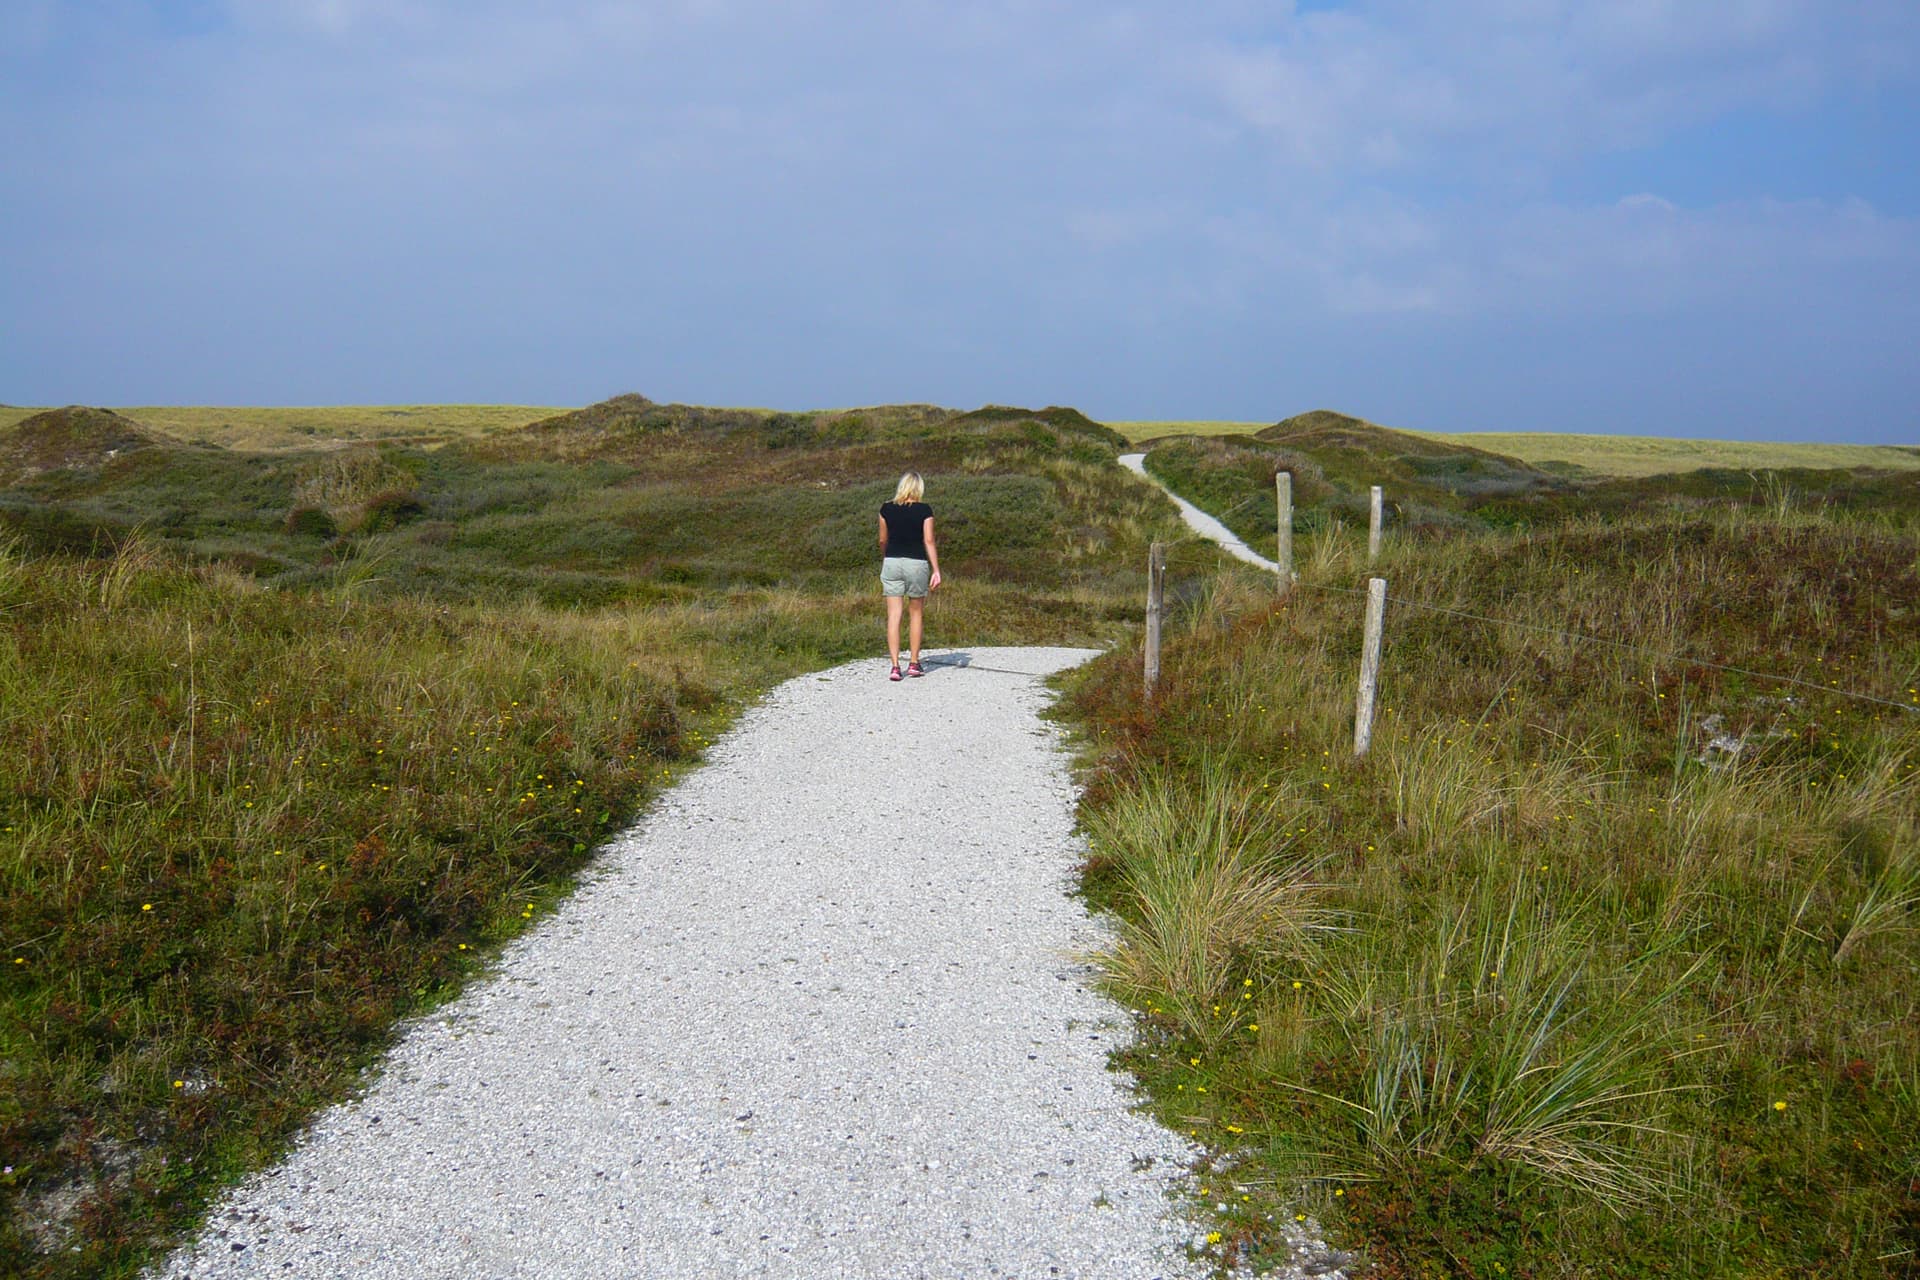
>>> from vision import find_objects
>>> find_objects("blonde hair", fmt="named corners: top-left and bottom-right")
top-left (892, 471), bottom-right (925, 504)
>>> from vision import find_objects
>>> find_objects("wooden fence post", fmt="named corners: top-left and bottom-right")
top-left (1353, 576), bottom-right (1387, 757)
top-left (1368, 486), bottom-right (1384, 563)
top-left (1276, 471), bottom-right (1294, 593)
top-left (1145, 541), bottom-right (1165, 700)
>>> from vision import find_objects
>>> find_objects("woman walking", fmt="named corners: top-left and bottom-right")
top-left (878, 471), bottom-right (942, 680)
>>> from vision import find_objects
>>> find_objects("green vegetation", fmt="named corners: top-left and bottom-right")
top-left (8, 391), bottom-right (1915, 1277)
top-left (1108, 419), bottom-right (1272, 444)
top-left (0, 396), bottom-right (1188, 1279)
top-left (1108, 413), bottom-right (1920, 477)
top-left (1138, 410), bottom-right (1920, 550)
top-left (1423, 431), bottom-right (1920, 480)
top-left (0, 404), bottom-right (566, 452)
top-left (1061, 475), bottom-right (1920, 1275)
top-left (0, 399), bottom-right (1172, 609)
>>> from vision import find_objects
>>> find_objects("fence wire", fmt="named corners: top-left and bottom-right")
top-left (1288, 579), bottom-right (1920, 716)
top-left (1129, 462), bottom-right (1916, 717)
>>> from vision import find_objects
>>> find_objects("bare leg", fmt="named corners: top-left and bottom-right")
top-left (908, 597), bottom-right (924, 663)
top-left (886, 595), bottom-right (904, 666)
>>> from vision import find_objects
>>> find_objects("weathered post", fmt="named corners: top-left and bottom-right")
top-left (1368, 486), bottom-right (1384, 563)
top-left (1276, 471), bottom-right (1294, 593)
top-left (1144, 541), bottom-right (1165, 700)
top-left (1353, 576), bottom-right (1387, 757)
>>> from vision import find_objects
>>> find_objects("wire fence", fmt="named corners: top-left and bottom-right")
top-left (1286, 580), bottom-right (1918, 717)
top-left (1133, 485), bottom-right (1918, 721)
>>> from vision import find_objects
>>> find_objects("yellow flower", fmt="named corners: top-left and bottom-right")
top-left (1292, 980), bottom-right (1303, 989)
top-left (1247, 1024), bottom-right (1259, 1032)
top-left (1206, 1232), bottom-right (1221, 1245)
top-left (142, 903), bottom-right (153, 911)
top-left (1773, 1100), bottom-right (1788, 1112)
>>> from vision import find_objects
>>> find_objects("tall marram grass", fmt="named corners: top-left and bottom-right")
top-left (0, 503), bottom-right (1162, 1278)
top-left (1063, 510), bottom-right (1920, 1278)
top-left (0, 540), bottom-right (884, 1279)
top-left (1085, 761), bottom-right (1332, 1050)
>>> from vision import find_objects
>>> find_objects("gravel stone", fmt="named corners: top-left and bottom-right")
top-left (153, 646), bottom-right (1207, 1280)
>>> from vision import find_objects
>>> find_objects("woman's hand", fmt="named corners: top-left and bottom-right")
top-left (929, 569), bottom-right (943, 592)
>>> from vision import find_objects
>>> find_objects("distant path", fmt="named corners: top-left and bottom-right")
top-left (1119, 452), bottom-right (1280, 572)
top-left (155, 648), bottom-right (1203, 1280)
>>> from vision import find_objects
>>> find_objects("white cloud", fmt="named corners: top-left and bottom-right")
top-left (1148, 186), bottom-right (1919, 324)
top-left (1181, 0), bottom-right (1920, 171)
top-left (3, 0), bottom-right (1916, 425)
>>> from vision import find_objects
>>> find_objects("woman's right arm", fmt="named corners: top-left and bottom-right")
top-left (877, 513), bottom-right (888, 552)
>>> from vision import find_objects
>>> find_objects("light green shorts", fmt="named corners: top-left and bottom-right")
top-left (880, 557), bottom-right (931, 598)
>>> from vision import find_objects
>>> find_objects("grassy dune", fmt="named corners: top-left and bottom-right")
top-left (1107, 417), bottom-right (1920, 477)
top-left (1062, 495), bottom-right (1920, 1276)
top-left (0, 398), bottom-right (1191, 1279)
top-left (7, 393), bottom-right (1917, 1277)
top-left (1425, 431), bottom-right (1920, 478)
top-left (0, 405), bottom-right (565, 452)
top-left (9, 405), bottom-right (1909, 475)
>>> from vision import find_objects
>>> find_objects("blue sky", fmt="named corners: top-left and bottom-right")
top-left (2, 1), bottom-right (1916, 441)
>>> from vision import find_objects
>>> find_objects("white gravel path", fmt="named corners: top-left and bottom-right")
top-left (1118, 453), bottom-right (1282, 573)
top-left (153, 646), bottom-right (1210, 1280)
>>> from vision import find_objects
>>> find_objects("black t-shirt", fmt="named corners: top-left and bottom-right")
top-left (880, 501), bottom-right (933, 561)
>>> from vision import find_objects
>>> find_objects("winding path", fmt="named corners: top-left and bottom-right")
top-left (155, 648), bottom-right (1205, 1280)
top-left (1118, 452), bottom-right (1281, 572)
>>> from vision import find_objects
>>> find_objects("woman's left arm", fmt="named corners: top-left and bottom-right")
top-left (877, 513), bottom-right (889, 552)
top-left (923, 516), bottom-right (942, 590)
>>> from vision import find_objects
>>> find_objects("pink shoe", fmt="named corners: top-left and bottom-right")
top-left (888, 663), bottom-right (903, 682)
top-left (906, 661), bottom-right (925, 678)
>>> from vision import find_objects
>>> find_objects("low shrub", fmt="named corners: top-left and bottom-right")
top-left (355, 487), bottom-right (426, 533)
top-left (282, 504), bottom-right (336, 538)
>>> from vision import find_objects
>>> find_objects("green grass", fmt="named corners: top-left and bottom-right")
top-left (0, 397), bottom-right (1190, 1279)
top-left (0, 546), bottom-right (752, 1274)
top-left (1106, 417), bottom-right (1920, 477)
top-left (0, 405), bottom-right (567, 452)
top-left (12, 390), bottom-right (1918, 1277)
top-left (13, 405), bottom-right (1910, 476)
top-left (1420, 432), bottom-right (1920, 479)
top-left (0, 400), bottom-right (1179, 608)
top-left (1133, 417), bottom-right (1920, 552)
top-left (1059, 505), bottom-right (1920, 1277)
top-left (1107, 420), bottom-right (1271, 444)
